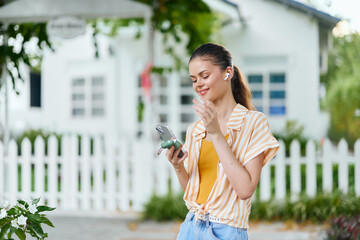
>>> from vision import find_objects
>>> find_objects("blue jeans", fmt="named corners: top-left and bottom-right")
top-left (177, 212), bottom-right (248, 240)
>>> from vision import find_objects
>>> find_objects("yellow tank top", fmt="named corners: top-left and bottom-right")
top-left (196, 135), bottom-right (228, 204)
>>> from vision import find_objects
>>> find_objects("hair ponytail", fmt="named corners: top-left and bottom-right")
top-left (231, 65), bottom-right (254, 110)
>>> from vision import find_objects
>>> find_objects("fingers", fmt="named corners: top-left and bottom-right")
top-left (176, 151), bottom-right (188, 165)
top-left (193, 104), bottom-right (210, 120)
top-left (193, 99), bottom-right (217, 124)
top-left (200, 97), bottom-right (214, 108)
top-left (165, 145), bottom-right (175, 159)
top-left (165, 146), bottom-right (188, 169)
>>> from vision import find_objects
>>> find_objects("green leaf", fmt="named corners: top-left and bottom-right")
top-left (27, 213), bottom-right (42, 223)
top-left (26, 225), bottom-right (41, 239)
top-left (32, 198), bottom-right (41, 205)
top-left (26, 225), bottom-right (39, 239)
top-left (14, 228), bottom-right (26, 240)
top-left (0, 223), bottom-right (10, 240)
top-left (7, 208), bottom-right (17, 215)
top-left (0, 217), bottom-right (11, 227)
top-left (28, 222), bottom-right (44, 236)
top-left (36, 206), bottom-right (56, 213)
top-left (40, 216), bottom-right (54, 228)
top-left (7, 226), bottom-right (15, 239)
top-left (17, 200), bottom-right (26, 206)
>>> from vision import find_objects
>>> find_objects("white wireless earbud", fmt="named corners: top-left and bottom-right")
top-left (224, 73), bottom-right (230, 80)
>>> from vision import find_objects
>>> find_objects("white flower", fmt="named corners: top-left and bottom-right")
top-left (3, 201), bottom-right (9, 209)
top-left (29, 204), bottom-right (37, 214)
top-left (17, 215), bottom-right (28, 226)
top-left (17, 202), bottom-right (25, 209)
top-left (11, 219), bottom-right (19, 229)
top-left (0, 209), bottom-right (7, 219)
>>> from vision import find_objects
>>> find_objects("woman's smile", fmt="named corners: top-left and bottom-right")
top-left (199, 88), bottom-right (209, 95)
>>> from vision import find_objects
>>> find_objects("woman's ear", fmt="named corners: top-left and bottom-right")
top-left (224, 66), bottom-right (234, 81)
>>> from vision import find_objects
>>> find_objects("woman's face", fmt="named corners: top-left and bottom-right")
top-left (189, 57), bottom-right (228, 102)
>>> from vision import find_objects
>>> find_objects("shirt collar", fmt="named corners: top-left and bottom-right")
top-left (192, 104), bottom-right (249, 139)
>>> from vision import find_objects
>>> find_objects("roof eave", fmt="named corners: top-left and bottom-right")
top-left (270, 0), bottom-right (341, 28)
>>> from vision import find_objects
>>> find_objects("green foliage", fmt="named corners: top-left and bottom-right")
top-left (321, 34), bottom-right (360, 87)
top-left (273, 120), bottom-right (309, 157)
top-left (0, 198), bottom-right (55, 240)
top-left (99, 0), bottom-right (221, 70)
top-left (142, 190), bottom-right (187, 221)
top-left (250, 191), bottom-right (360, 223)
top-left (321, 33), bottom-right (360, 145)
top-left (142, 189), bottom-right (360, 224)
top-left (326, 215), bottom-right (360, 240)
top-left (326, 73), bottom-right (360, 147)
top-left (136, 0), bottom-right (220, 53)
top-left (142, 179), bottom-right (187, 221)
top-left (0, 22), bottom-right (53, 93)
top-left (137, 100), bottom-right (145, 123)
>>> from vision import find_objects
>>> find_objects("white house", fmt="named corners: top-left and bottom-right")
top-left (1, 0), bottom-right (340, 144)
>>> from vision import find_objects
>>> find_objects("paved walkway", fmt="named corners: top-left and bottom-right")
top-left (44, 212), bottom-right (326, 240)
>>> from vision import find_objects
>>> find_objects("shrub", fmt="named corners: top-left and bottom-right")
top-left (142, 190), bottom-right (187, 222)
top-left (326, 215), bottom-right (360, 240)
top-left (250, 191), bottom-right (360, 223)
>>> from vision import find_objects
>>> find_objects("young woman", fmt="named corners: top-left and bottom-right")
top-left (166, 43), bottom-right (279, 240)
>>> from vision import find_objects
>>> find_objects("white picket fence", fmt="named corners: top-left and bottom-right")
top-left (0, 135), bottom-right (359, 213)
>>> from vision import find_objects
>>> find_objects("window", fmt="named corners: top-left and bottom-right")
top-left (71, 77), bottom-right (86, 117)
top-left (181, 95), bottom-right (193, 105)
top-left (30, 71), bottom-right (41, 107)
top-left (248, 73), bottom-right (286, 116)
top-left (71, 75), bottom-right (105, 117)
top-left (248, 75), bottom-right (263, 112)
top-left (159, 95), bottom-right (168, 105)
top-left (269, 74), bottom-right (286, 115)
top-left (91, 76), bottom-right (105, 117)
top-left (181, 113), bottom-right (194, 122)
top-left (159, 113), bottom-right (168, 123)
top-left (181, 76), bottom-right (193, 87)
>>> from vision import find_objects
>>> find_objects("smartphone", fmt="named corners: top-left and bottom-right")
top-left (155, 124), bottom-right (184, 158)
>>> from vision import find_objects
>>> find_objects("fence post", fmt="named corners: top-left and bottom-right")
top-left (70, 135), bottom-right (79, 210)
top-left (8, 140), bottom-right (18, 205)
top-left (260, 157), bottom-right (271, 201)
top-left (355, 139), bottom-right (360, 197)
top-left (105, 136), bottom-right (116, 211)
top-left (48, 135), bottom-right (58, 208)
top-left (275, 140), bottom-right (286, 200)
top-left (119, 138), bottom-right (130, 211)
top-left (21, 138), bottom-right (31, 201)
top-left (306, 140), bottom-right (316, 198)
top-left (338, 139), bottom-right (349, 194)
top-left (157, 153), bottom-right (169, 196)
top-left (290, 140), bottom-right (301, 201)
top-left (81, 134), bottom-right (91, 210)
top-left (0, 142), bottom-right (4, 199)
top-left (322, 138), bottom-right (333, 193)
top-left (132, 138), bottom-right (151, 211)
top-left (60, 135), bottom-right (69, 209)
top-left (34, 136), bottom-right (45, 205)
top-left (93, 135), bottom-right (104, 210)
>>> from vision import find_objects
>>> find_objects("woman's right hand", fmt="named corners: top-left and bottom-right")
top-left (165, 145), bottom-right (188, 170)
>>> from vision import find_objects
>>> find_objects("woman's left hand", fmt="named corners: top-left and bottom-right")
top-left (193, 98), bottom-right (222, 138)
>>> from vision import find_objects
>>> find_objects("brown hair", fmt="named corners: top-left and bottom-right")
top-left (189, 43), bottom-right (254, 110)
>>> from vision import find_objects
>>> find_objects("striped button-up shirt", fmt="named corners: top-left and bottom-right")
top-left (183, 104), bottom-right (279, 229)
